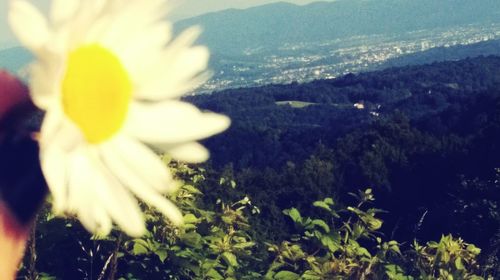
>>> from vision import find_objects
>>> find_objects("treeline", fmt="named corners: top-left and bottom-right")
top-left (186, 56), bottom-right (500, 271)
top-left (188, 55), bottom-right (500, 169)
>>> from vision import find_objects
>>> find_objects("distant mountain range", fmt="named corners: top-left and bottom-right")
top-left (175, 0), bottom-right (500, 55)
top-left (2, 0), bottom-right (500, 90)
top-left (378, 39), bottom-right (500, 69)
top-left (379, 39), bottom-right (500, 68)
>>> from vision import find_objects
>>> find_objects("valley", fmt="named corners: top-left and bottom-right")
top-left (202, 23), bottom-right (500, 92)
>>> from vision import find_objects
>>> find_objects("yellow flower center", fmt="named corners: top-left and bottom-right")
top-left (61, 44), bottom-right (132, 144)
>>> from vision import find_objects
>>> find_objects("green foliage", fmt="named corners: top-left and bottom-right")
top-left (266, 189), bottom-right (399, 279)
top-left (114, 162), bottom-right (262, 279)
top-left (21, 166), bottom-right (494, 279)
top-left (409, 235), bottom-right (483, 279)
top-left (188, 56), bottom-right (500, 261)
top-left (266, 189), bottom-right (489, 280)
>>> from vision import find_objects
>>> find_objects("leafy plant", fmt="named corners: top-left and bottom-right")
top-left (20, 167), bottom-right (493, 279)
top-left (265, 189), bottom-right (489, 280)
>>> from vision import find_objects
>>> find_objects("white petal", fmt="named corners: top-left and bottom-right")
top-left (162, 46), bottom-right (210, 85)
top-left (100, 139), bottom-right (183, 225)
top-left (82, 16), bottom-right (113, 44)
top-left (136, 193), bottom-right (183, 226)
top-left (29, 58), bottom-right (63, 109)
top-left (134, 26), bottom-right (207, 100)
top-left (88, 201), bottom-right (113, 236)
top-left (116, 22), bottom-right (172, 80)
top-left (40, 116), bottom-right (83, 153)
top-left (64, 0), bottom-right (107, 48)
top-left (68, 163), bottom-right (103, 232)
top-left (29, 63), bottom-right (53, 109)
top-left (136, 46), bottom-right (210, 100)
top-left (103, 136), bottom-right (175, 193)
top-left (166, 26), bottom-right (202, 51)
top-left (97, 0), bottom-right (169, 47)
top-left (51, 0), bottom-right (80, 24)
top-left (8, 0), bottom-right (50, 52)
top-left (40, 144), bottom-right (69, 213)
top-left (40, 113), bottom-right (83, 212)
top-left (78, 209), bottom-right (113, 236)
top-left (73, 147), bottom-right (146, 236)
top-left (39, 108), bottom-right (63, 149)
top-left (67, 148), bottom-right (113, 235)
top-left (162, 142), bottom-right (209, 163)
top-left (124, 101), bottom-right (230, 144)
top-left (98, 1), bottom-right (172, 72)
top-left (165, 71), bottom-right (212, 98)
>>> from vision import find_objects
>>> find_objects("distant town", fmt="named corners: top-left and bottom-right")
top-left (200, 23), bottom-right (500, 93)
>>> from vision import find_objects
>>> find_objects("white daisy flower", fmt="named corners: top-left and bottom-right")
top-left (8, 0), bottom-right (230, 237)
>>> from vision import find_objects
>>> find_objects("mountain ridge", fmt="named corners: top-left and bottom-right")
top-left (175, 0), bottom-right (500, 55)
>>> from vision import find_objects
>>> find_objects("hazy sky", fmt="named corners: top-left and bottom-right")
top-left (0, 0), bottom-right (335, 48)
top-left (171, 0), bottom-right (335, 20)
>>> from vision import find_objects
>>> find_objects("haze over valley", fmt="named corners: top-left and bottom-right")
top-left (201, 23), bottom-right (500, 92)
top-left (2, 0), bottom-right (500, 94)
top-left (174, 0), bottom-right (500, 92)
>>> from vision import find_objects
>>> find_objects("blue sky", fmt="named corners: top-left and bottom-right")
top-left (0, 0), bottom-right (335, 48)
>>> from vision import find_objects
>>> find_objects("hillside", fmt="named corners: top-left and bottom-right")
top-left (380, 38), bottom-right (500, 68)
top-left (187, 56), bottom-right (500, 259)
top-left (190, 55), bottom-right (500, 169)
top-left (175, 0), bottom-right (500, 55)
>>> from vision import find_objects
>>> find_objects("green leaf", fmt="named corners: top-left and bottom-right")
top-left (201, 259), bottom-right (220, 272)
top-left (219, 177), bottom-right (226, 185)
top-left (385, 265), bottom-right (413, 280)
top-left (206, 269), bottom-right (224, 280)
top-left (313, 201), bottom-right (332, 212)
top-left (233, 241), bottom-right (256, 249)
top-left (469, 276), bottom-right (486, 280)
top-left (38, 273), bottom-right (57, 280)
top-left (367, 217), bottom-right (383, 231)
top-left (466, 244), bottom-right (481, 255)
top-left (320, 235), bottom-right (340, 253)
top-left (284, 208), bottom-right (302, 224)
top-left (454, 257), bottom-right (464, 270)
top-left (222, 252), bottom-right (238, 267)
top-left (274, 271), bottom-right (300, 280)
top-left (155, 249), bottom-right (168, 263)
top-left (181, 232), bottom-right (203, 248)
top-left (222, 215), bottom-right (234, 224)
top-left (302, 270), bottom-right (322, 280)
top-left (182, 184), bottom-right (203, 195)
top-left (356, 246), bottom-right (371, 258)
top-left (132, 241), bottom-right (149, 255)
top-left (183, 224), bottom-right (197, 231)
top-left (388, 242), bottom-right (402, 255)
top-left (311, 219), bottom-right (330, 232)
top-left (184, 213), bottom-right (199, 224)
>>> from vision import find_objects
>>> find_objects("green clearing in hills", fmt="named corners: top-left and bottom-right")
top-left (275, 100), bottom-right (317, 108)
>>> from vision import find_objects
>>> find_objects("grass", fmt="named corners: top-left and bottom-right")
top-left (275, 100), bottom-right (317, 108)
